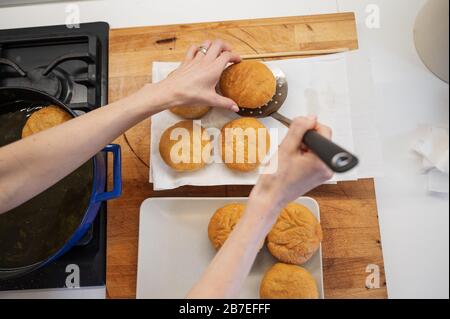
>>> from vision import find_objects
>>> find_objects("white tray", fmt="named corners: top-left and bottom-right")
top-left (136, 197), bottom-right (324, 299)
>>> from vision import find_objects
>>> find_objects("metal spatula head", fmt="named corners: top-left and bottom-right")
top-left (237, 66), bottom-right (288, 117)
top-left (236, 66), bottom-right (358, 173)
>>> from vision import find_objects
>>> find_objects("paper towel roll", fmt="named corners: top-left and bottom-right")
top-left (414, 0), bottom-right (449, 83)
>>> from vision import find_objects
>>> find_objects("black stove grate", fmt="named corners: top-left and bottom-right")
top-left (0, 22), bottom-right (109, 291)
top-left (0, 23), bottom-right (108, 111)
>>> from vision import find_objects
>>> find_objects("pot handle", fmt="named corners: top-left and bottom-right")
top-left (94, 144), bottom-right (122, 202)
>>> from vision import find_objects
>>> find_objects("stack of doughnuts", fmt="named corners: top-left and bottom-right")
top-left (159, 120), bottom-right (212, 172)
top-left (207, 202), bottom-right (323, 299)
top-left (159, 61), bottom-right (275, 173)
top-left (219, 60), bottom-right (276, 109)
top-left (260, 263), bottom-right (319, 299)
top-left (221, 117), bottom-right (270, 172)
top-left (262, 203), bottom-right (323, 299)
top-left (159, 59), bottom-right (323, 299)
top-left (170, 105), bottom-right (211, 119)
top-left (208, 203), bottom-right (246, 250)
top-left (267, 203), bottom-right (323, 265)
top-left (22, 105), bottom-right (72, 138)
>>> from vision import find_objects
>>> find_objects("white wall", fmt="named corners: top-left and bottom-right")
top-left (0, 0), bottom-right (338, 29)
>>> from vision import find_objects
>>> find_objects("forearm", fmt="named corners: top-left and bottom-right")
top-left (0, 83), bottom-right (168, 214)
top-left (0, 39), bottom-right (242, 214)
top-left (187, 186), bottom-right (285, 299)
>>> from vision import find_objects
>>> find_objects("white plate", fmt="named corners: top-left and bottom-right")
top-left (136, 197), bottom-right (324, 299)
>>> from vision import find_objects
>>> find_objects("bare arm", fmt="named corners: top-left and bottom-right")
top-left (1, 39), bottom-right (333, 299)
top-left (0, 40), bottom-right (240, 214)
top-left (187, 116), bottom-right (333, 298)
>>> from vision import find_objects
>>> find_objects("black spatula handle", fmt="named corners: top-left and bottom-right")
top-left (270, 112), bottom-right (359, 173)
top-left (303, 130), bottom-right (358, 173)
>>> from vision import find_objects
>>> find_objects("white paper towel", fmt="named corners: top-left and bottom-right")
top-left (413, 125), bottom-right (449, 193)
top-left (150, 52), bottom-right (383, 190)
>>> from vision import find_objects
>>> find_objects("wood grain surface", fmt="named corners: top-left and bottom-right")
top-left (106, 13), bottom-right (387, 299)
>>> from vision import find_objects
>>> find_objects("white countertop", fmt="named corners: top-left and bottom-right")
top-left (0, 0), bottom-right (448, 299)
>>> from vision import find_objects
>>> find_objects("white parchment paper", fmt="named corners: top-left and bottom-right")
top-left (150, 52), bottom-right (381, 190)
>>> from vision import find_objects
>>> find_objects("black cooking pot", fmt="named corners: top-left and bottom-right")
top-left (0, 87), bottom-right (121, 280)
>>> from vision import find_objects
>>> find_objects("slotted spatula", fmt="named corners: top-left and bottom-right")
top-left (236, 67), bottom-right (358, 173)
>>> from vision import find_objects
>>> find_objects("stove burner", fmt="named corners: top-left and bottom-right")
top-left (0, 52), bottom-right (96, 106)
top-left (2, 66), bottom-right (73, 104)
top-left (0, 58), bottom-right (26, 76)
top-left (0, 21), bottom-right (109, 292)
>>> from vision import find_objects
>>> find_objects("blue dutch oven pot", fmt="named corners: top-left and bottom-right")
top-left (0, 87), bottom-right (122, 280)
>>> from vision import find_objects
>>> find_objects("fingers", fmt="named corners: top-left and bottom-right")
top-left (280, 116), bottom-right (317, 152)
top-left (214, 51), bottom-right (242, 70)
top-left (208, 93), bottom-right (239, 112)
top-left (315, 122), bottom-right (332, 140)
top-left (193, 40), bottom-right (212, 62)
top-left (299, 120), bottom-right (332, 152)
top-left (205, 39), bottom-right (233, 62)
top-left (184, 45), bottom-right (198, 62)
top-left (187, 39), bottom-right (240, 70)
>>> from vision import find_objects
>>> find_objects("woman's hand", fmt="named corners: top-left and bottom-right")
top-left (188, 117), bottom-right (333, 299)
top-left (154, 39), bottom-right (241, 112)
top-left (252, 116), bottom-right (334, 211)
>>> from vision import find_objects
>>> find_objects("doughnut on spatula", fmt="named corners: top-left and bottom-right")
top-left (236, 66), bottom-right (358, 173)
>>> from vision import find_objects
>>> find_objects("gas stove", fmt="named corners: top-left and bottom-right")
top-left (0, 22), bottom-right (109, 298)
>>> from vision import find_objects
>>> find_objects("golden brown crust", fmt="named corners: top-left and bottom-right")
top-left (208, 203), bottom-right (246, 249)
top-left (220, 117), bottom-right (270, 172)
top-left (219, 61), bottom-right (276, 109)
top-left (170, 105), bottom-right (211, 119)
top-left (166, 69), bottom-right (211, 119)
top-left (267, 203), bottom-right (323, 265)
top-left (22, 105), bottom-right (73, 138)
top-left (159, 120), bottom-right (211, 172)
top-left (260, 263), bottom-right (319, 299)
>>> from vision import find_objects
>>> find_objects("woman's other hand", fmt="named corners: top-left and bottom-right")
top-left (252, 116), bottom-right (334, 211)
top-left (155, 39), bottom-right (241, 112)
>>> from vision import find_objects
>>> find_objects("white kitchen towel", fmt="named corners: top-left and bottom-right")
top-left (149, 54), bottom-right (360, 190)
top-left (413, 125), bottom-right (449, 193)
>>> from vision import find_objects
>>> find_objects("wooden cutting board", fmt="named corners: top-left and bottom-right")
top-left (107, 12), bottom-right (387, 299)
